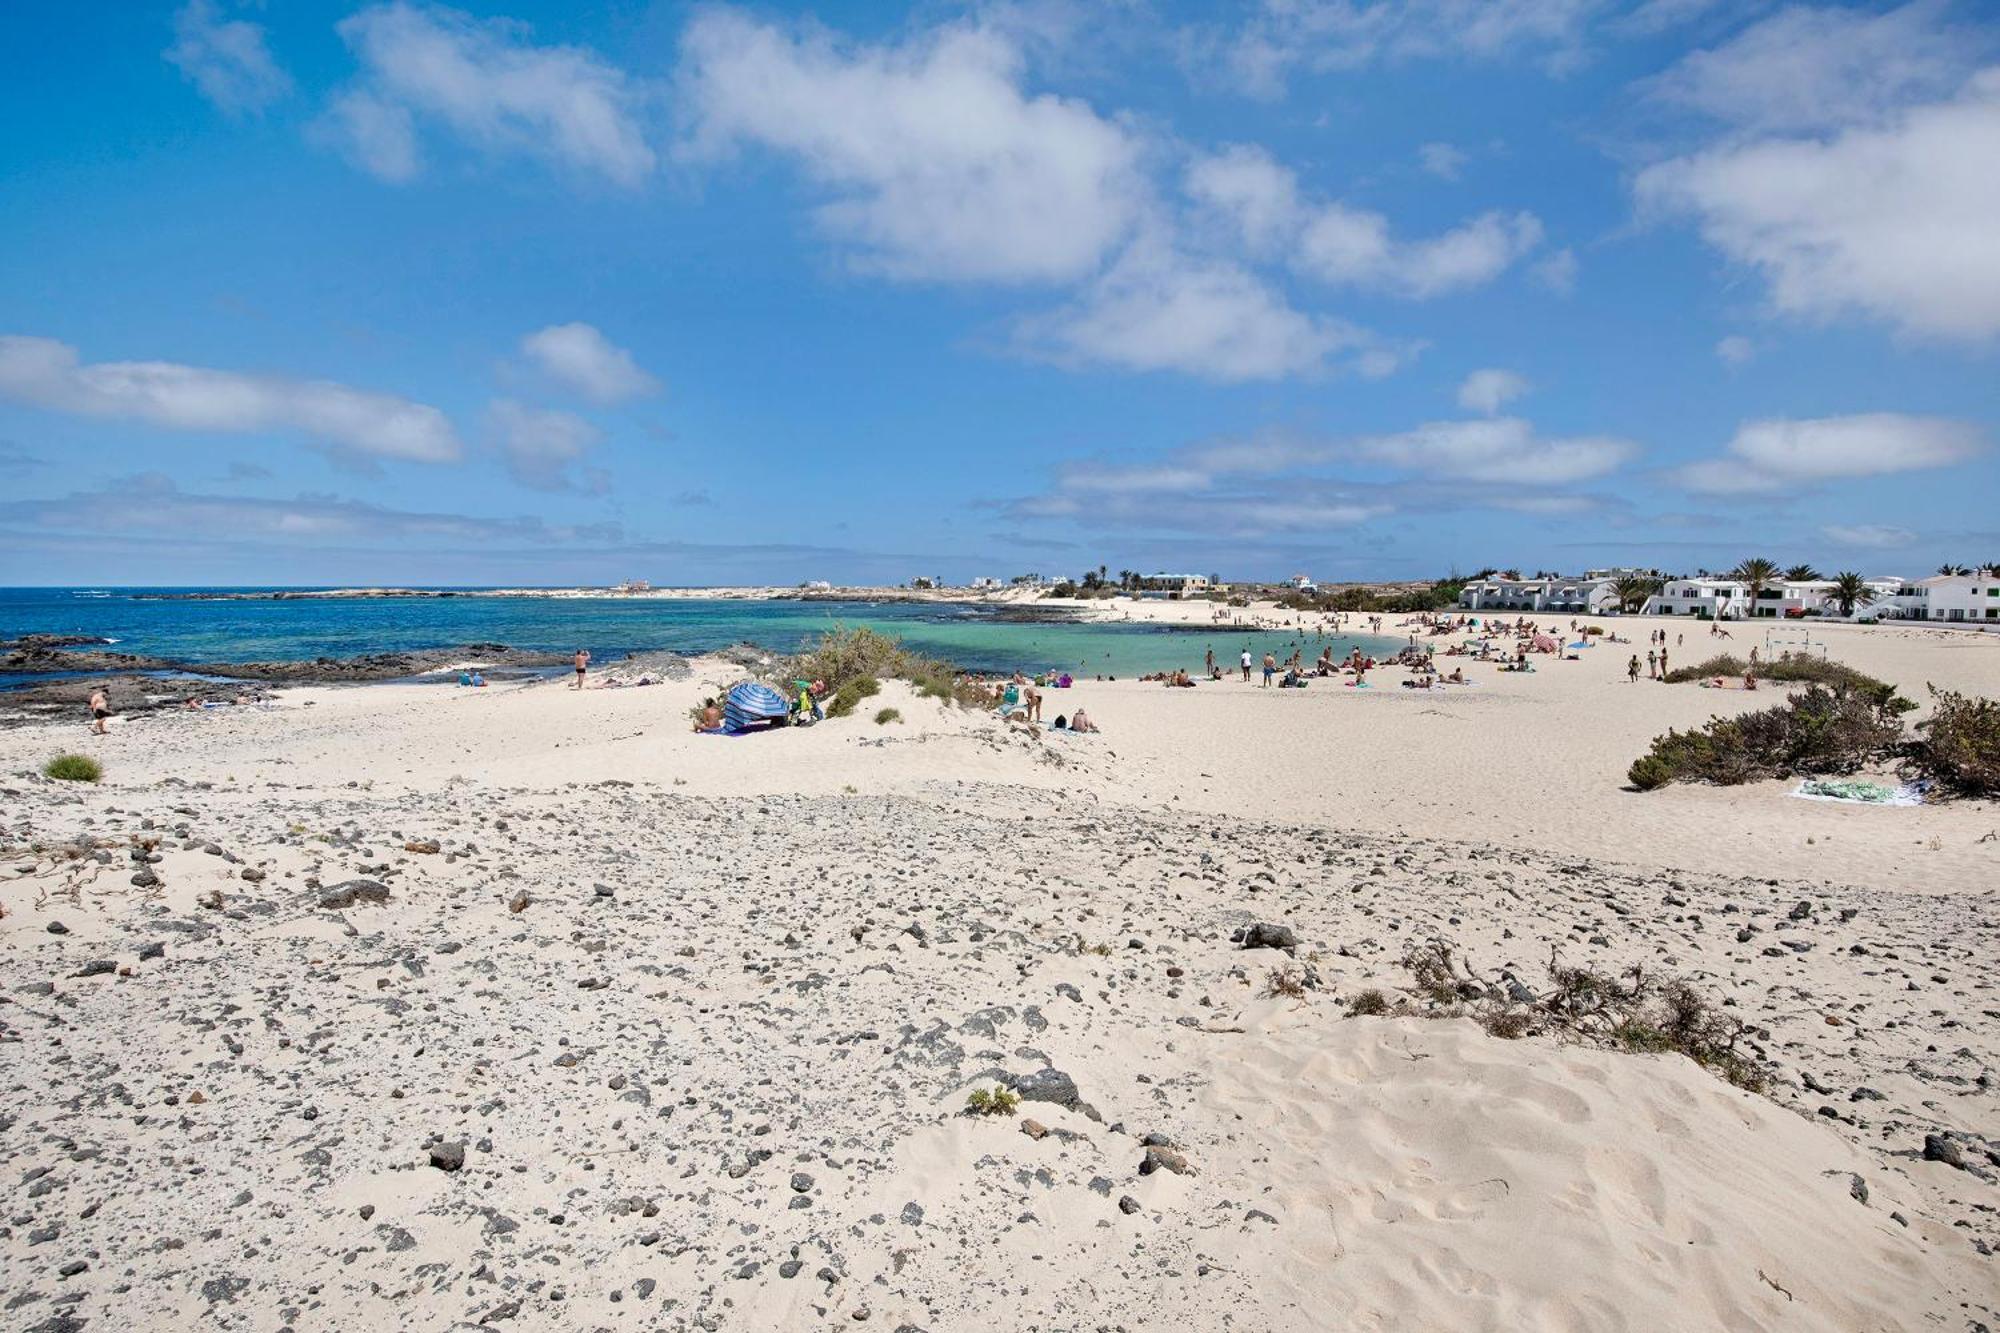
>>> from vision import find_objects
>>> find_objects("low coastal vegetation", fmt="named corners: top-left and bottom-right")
top-left (1915, 687), bottom-right (2000, 796)
top-left (775, 626), bottom-right (986, 711)
top-left (873, 707), bottom-right (901, 726)
top-left (42, 753), bottom-right (102, 783)
top-left (1663, 651), bottom-right (1907, 697)
top-left (965, 1085), bottom-right (1020, 1116)
top-left (1628, 683), bottom-right (1908, 790)
top-left (1633, 656), bottom-right (1998, 797)
top-left (1386, 938), bottom-right (1768, 1093)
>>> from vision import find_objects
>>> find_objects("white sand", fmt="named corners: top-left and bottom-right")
top-left (1, 616), bottom-right (1995, 1330)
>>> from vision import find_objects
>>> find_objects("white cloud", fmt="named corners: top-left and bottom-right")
top-left (319, 90), bottom-right (422, 182)
top-left (1302, 205), bottom-right (1544, 297)
top-left (1636, 68), bottom-right (2000, 340)
top-left (165, 0), bottom-right (292, 115)
top-left (1532, 247), bottom-right (1578, 295)
top-left (1213, 0), bottom-right (1606, 98)
top-left (0, 474), bottom-right (615, 546)
top-left (1183, 145), bottom-right (1301, 253)
top-left (1178, 416), bottom-right (1636, 484)
top-left (1354, 417), bottom-right (1637, 484)
top-left (487, 400), bottom-right (604, 492)
top-left (676, 9), bottom-right (1144, 284)
top-left (1417, 141), bottom-right (1468, 180)
top-left (1644, 2), bottom-right (1979, 135)
top-left (1673, 413), bottom-right (1984, 494)
top-left (1822, 522), bottom-right (1918, 549)
top-left (519, 323), bottom-right (659, 404)
top-left (1017, 237), bottom-right (1390, 381)
top-left (1187, 145), bottom-right (1543, 298)
top-left (1714, 334), bottom-right (1755, 368)
top-left (1457, 368), bottom-right (1530, 415)
top-left (0, 334), bottom-right (461, 463)
top-left (327, 2), bottom-right (655, 185)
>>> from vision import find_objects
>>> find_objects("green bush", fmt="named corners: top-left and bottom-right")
top-left (1628, 683), bottom-right (1905, 790)
top-left (966, 1086), bottom-right (1020, 1116)
top-left (1913, 687), bottom-right (2000, 796)
top-left (825, 675), bottom-right (880, 719)
top-left (778, 626), bottom-right (988, 712)
top-left (1666, 652), bottom-right (1914, 713)
top-left (874, 707), bottom-right (902, 725)
top-left (43, 754), bottom-right (102, 783)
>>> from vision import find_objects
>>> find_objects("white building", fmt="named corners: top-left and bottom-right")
top-left (1136, 572), bottom-right (1211, 597)
top-left (969, 577), bottom-right (1002, 590)
top-left (1460, 576), bottom-right (1617, 614)
top-left (1288, 572), bottom-right (1316, 592)
top-left (1882, 573), bottom-right (2000, 623)
top-left (1642, 578), bottom-right (1748, 618)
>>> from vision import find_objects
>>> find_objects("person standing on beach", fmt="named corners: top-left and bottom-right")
top-left (1659, 647), bottom-right (1669, 679)
top-left (88, 686), bottom-right (111, 734)
top-left (1646, 648), bottom-right (1658, 679)
top-left (1261, 651), bottom-right (1277, 687)
top-left (1240, 648), bottom-right (1252, 682)
top-left (1205, 647), bottom-right (1215, 676)
top-left (1628, 655), bottom-right (1641, 683)
top-left (572, 648), bottom-right (591, 689)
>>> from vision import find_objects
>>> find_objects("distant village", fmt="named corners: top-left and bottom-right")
top-left (594, 562), bottom-right (2000, 626)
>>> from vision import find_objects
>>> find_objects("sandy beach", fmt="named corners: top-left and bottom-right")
top-left (2, 607), bottom-right (1995, 1331)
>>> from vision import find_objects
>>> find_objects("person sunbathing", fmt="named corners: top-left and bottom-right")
top-left (1069, 708), bottom-right (1100, 733)
top-left (693, 702), bottom-right (725, 733)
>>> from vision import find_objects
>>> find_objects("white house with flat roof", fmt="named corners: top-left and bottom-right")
top-left (1882, 573), bottom-right (2000, 623)
top-left (1459, 576), bottom-right (1616, 614)
top-left (1642, 577), bottom-right (1749, 618)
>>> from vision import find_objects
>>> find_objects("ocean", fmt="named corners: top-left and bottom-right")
top-left (0, 588), bottom-right (1401, 681)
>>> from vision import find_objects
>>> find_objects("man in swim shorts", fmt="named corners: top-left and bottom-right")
top-left (572, 648), bottom-right (590, 690)
top-left (89, 687), bottom-right (111, 735)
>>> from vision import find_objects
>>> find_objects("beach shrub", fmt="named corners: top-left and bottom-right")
top-left (43, 754), bottom-right (102, 783)
top-left (1398, 942), bottom-right (1768, 1093)
top-left (779, 626), bottom-right (989, 712)
top-left (966, 1086), bottom-right (1020, 1117)
top-left (1346, 989), bottom-right (1391, 1016)
top-left (787, 626), bottom-right (921, 688)
top-left (1912, 687), bottom-right (2000, 797)
top-left (1628, 683), bottom-right (1905, 790)
top-left (825, 675), bottom-right (881, 719)
top-left (874, 707), bottom-right (901, 726)
top-left (1264, 966), bottom-right (1307, 999)
top-left (1665, 652), bottom-right (1914, 713)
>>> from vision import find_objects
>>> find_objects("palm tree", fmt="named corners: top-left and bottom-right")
top-left (1938, 563), bottom-right (1972, 576)
top-left (1829, 571), bottom-right (1877, 618)
top-left (1784, 564), bottom-right (1819, 582)
top-left (1731, 556), bottom-right (1780, 618)
top-left (1611, 574), bottom-right (1662, 614)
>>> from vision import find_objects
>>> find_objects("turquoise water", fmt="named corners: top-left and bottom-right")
top-left (1, 588), bottom-right (1398, 680)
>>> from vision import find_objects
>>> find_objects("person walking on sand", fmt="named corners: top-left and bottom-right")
top-left (572, 647), bottom-right (590, 689)
top-left (1628, 655), bottom-right (1641, 683)
top-left (88, 686), bottom-right (111, 735)
top-left (1240, 648), bottom-right (1253, 682)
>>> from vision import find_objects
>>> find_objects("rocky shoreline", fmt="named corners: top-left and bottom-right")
top-left (0, 638), bottom-right (585, 729)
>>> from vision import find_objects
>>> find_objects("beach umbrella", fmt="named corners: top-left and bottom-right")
top-left (722, 680), bottom-right (790, 732)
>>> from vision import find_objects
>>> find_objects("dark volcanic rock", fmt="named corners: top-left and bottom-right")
top-left (319, 880), bottom-right (391, 910)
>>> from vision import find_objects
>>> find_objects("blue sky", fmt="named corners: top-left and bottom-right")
top-left (1, 0), bottom-right (1996, 587)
